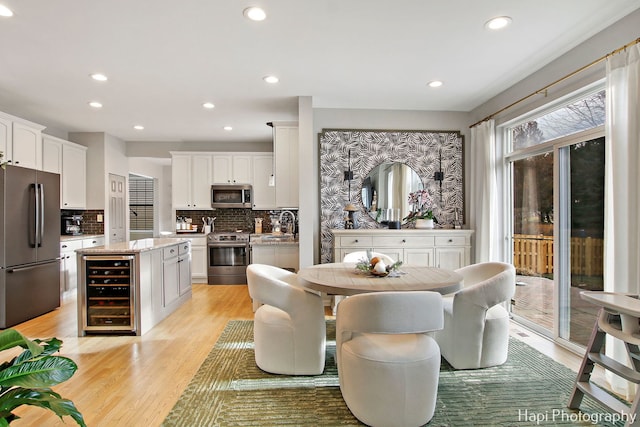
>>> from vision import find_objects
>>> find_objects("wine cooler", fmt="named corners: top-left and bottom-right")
top-left (79, 255), bottom-right (137, 335)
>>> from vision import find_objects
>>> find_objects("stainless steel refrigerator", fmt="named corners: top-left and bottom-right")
top-left (0, 165), bottom-right (61, 328)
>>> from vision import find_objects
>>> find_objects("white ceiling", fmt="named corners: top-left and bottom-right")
top-left (0, 1), bottom-right (638, 145)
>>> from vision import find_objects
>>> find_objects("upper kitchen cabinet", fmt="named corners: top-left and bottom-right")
top-left (252, 154), bottom-right (276, 210)
top-left (0, 111), bottom-right (45, 170)
top-left (171, 153), bottom-right (212, 209)
top-left (212, 154), bottom-right (252, 184)
top-left (42, 134), bottom-right (88, 209)
top-left (272, 122), bottom-right (299, 208)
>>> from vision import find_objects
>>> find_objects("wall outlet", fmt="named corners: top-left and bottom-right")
top-left (97, 214), bottom-right (103, 223)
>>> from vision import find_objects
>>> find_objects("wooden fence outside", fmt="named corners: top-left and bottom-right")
top-left (512, 234), bottom-right (604, 277)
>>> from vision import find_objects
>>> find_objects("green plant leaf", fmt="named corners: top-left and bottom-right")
top-left (0, 357), bottom-right (77, 388)
top-left (0, 387), bottom-right (86, 427)
top-left (0, 330), bottom-right (43, 356)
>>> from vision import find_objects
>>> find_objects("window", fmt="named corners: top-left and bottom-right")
top-left (129, 176), bottom-right (154, 232)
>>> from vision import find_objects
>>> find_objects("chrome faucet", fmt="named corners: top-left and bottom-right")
top-left (279, 210), bottom-right (296, 235)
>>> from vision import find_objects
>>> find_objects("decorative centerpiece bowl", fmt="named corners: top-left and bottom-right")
top-left (354, 251), bottom-right (403, 277)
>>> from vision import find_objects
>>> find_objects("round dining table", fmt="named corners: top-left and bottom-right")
top-left (298, 262), bottom-right (463, 296)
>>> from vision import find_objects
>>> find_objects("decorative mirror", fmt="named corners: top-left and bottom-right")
top-left (361, 162), bottom-right (422, 226)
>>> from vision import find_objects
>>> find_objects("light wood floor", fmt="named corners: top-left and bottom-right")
top-left (9, 284), bottom-right (601, 427)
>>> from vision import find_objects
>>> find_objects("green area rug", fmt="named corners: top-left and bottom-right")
top-left (163, 320), bottom-right (626, 426)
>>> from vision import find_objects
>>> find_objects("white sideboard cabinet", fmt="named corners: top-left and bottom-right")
top-left (332, 229), bottom-right (474, 269)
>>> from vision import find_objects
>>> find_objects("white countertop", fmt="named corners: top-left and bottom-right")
top-left (250, 233), bottom-right (299, 246)
top-left (60, 234), bottom-right (104, 242)
top-left (76, 237), bottom-right (189, 254)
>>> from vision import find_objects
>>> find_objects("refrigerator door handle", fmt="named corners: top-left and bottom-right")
top-left (29, 183), bottom-right (38, 248)
top-left (38, 183), bottom-right (44, 247)
top-left (7, 259), bottom-right (60, 273)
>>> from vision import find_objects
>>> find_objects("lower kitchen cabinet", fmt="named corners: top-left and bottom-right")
top-left (332, 229), bottom-right (474, 269)
top-left (251, 244), bottom-right (299, 272)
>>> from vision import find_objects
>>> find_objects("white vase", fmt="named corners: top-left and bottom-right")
top-left (415, 219), bottom-right (434, 229)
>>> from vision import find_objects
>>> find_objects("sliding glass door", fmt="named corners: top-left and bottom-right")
top-left (504, 87), bottom-right (605, 347)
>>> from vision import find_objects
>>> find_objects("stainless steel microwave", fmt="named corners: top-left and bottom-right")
top-left (211, 184), bottom-right (252, 208)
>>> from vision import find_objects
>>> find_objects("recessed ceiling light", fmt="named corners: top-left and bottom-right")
top-left (263, 75), bottom-right (279, 84)
top-left (0, 5), bottom-right (14, 17)
top-left (133, 125), bottom-right (144, 130)
top-left (485, 16), bottom-right (512, 30)
top-left (243, 6), bottom-right (266, 21)
top-left (428, 80), bottom-right (443, 88)
top-left (223, 126), bottom-right (233, 131)
top-left (90, 73), bottom-right (108, 82)
top-left (203, 102), bottom-right (215, 109)
top-left (88, 101), bottom-right (103, 108)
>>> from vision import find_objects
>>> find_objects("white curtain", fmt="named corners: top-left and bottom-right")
top-left (604, 43), bottom-right (640, 397)
top-left (470, 119), bottom-right (499, 262)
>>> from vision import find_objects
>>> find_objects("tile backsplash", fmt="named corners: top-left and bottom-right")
top-left (176, 209), bottom-right (297, 234)
top-left (61, 209), bottom-right (105, 235)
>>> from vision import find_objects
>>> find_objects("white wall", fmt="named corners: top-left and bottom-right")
top-left (470, 8), bottom-right (640, 126)
top-left (68, 132), bottom-right (105, 210)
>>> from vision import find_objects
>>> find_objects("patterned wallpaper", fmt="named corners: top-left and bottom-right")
top-left (319, 128), bottom-right (464, 263)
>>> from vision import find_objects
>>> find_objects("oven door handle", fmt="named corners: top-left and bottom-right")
top-left (208, 243), bottom-right (249, 248)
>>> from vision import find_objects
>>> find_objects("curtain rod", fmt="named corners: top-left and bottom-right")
top-left (469, 37), bottom-right (640, 129)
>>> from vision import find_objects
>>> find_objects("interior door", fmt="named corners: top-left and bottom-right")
top-left (109, 174), bottom-right (127, 243)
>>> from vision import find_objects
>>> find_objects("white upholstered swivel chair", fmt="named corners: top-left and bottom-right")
top-left (332, 251), bottom-right (396, 314)
top-left (433, 262), bottom-right (516, 370)
top-left (336, 291), bottom-right (444, 427)
top-left (246, 264), bottom-right (326, 375)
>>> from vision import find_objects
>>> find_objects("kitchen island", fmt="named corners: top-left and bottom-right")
top-left (76, 238), bottom-right (191, 336)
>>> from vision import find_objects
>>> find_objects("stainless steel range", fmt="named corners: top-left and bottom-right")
top-left (207, 231), bottom-right (250, 285)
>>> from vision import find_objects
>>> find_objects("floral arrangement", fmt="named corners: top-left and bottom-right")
top-left (403, 189), bottom-right (437, 223)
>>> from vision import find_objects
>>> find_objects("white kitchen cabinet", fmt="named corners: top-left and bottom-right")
top-left (212, 154), bottom-right (252, 184)
top-left (0, 112), bottom-right (45, 170)
top-left (251, 244), bottom-right (299, 272)
top-left (43, 135), bottom-right (87, 209)
top-left (162, 245), bottom-right (181, 307)
top-left (162, 242), bottom-right (192, 306)
top-left (62, 142), bottom-right (87, 209)
top-left (0, 115), bottom-right (10, 163)
top-left (332, 229), bottom-right (473, 269)
top-left (178, 241), bottom-right (192, 296)
top-left (186, 236), bottom-right (207, 283)
top-left (171, 153), bottom-right (212, 209)
top-left (252, 155), bottom-right (276, 210)
top-left (273, 123), bottom-right (298, 208)
top-left (60, 239), bottom-right (83, 292)
top-left (11, 121), bottom-right (43, 170)
top-left (42, 135), bottom-right (63, 173)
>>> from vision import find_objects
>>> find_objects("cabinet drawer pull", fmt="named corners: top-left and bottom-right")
top-left (448, 239), bottom-right (453, 243)
top-left (170, 249), bottom-right (175, 253)
top-left (402, 239), bottom-right (406, 243)
top-left (354, 239), bottom-right (359, 243)
top-left (62, 244), bottom-right (68, 249)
